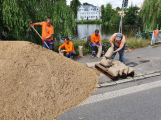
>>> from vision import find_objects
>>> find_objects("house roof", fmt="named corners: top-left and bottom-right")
top-left (78, 5), bottom-right (99, 11)
top-left (141, 4), bottom-right (143, 8)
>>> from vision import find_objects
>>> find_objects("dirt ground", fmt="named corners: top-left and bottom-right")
top-left (0, 41), bottom-right (99, 120)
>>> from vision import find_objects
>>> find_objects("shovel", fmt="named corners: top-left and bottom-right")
top-left (31, 26), bottom-right (49, 49)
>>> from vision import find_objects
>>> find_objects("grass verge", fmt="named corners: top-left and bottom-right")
top-left (126, 37), bottom-right (151, 49)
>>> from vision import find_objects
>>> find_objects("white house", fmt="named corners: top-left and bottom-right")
top-left (77, 5), bottom-right (101, 20)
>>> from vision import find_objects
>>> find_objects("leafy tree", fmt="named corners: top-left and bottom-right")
top-left (83, 2), bottom-right (93, 6)
top-left (104, 3), bottom-right (117, 22)
top-left (101, 5), bottom-right (105, 23)
top-left (116, 7), bottom-right (121, 11)
top-left (123, 5), bottom-right (140, 26)
top-left (0, 0), bottom-right (75, 44)
top-left (109, 13), bottom-right (121, 25)
top-left (140, 0), bottom-right (159, 31)
top-left (70, 0), bottom-right (81, 18)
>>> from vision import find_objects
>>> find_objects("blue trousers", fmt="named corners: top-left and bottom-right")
top-left (43, 40), bottom-right (54, 51)
top-left (110, 44), bottom-right (126, 64)
top-left (66, 51), bottom-right (75, 59)
top-left (90, 42), bottom-right (104, 55)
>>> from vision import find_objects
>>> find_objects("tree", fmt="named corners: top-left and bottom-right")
top-left (101, 5), bottom-right (105, 23)
top-left (101, 3), bottom-right (118, 24)
top-left (116, 7), bottom-right (121, 11)
top-left (104, 3), bottom-right (116, 22)
top-left (140, 0), bottom-right (159, 31)
top-left (70, 0), bottom-right (81, 19)
top-left (83, 2), bottom-right (93, 6)
top-left (123, 5), bottom-right (139, 26)
top-left (109, 13), bottom-right (121, 25)
top-left (0, 0), bottom-right (75, 44)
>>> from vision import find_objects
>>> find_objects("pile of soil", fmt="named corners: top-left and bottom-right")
top-left (0, 41), bottom-right (99, 120)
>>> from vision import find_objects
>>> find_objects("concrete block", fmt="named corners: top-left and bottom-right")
top-left (115, 78), bottom-right (134, 84)
top-left (133, 76), bottom-right (144, 81)
top-left (96, 84), bottom-right (101, 88)
top-left (100, 82), bottom-right (116, 87)
top-left (144, 73), bottom-right (161, 78)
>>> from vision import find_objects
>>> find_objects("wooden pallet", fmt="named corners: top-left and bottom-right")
top-left (95, 63), bottom-right (134, 80)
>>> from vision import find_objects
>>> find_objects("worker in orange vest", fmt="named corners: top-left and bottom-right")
top-left (30, 18), bottom-right (54, 51)
top-left (90, 29), bottom-right (105, 57)
top-left (59, 37), bottom-right (75, 59)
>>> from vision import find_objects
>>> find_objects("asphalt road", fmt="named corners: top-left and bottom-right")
top-left (57, 76), bottom-right (161, 120)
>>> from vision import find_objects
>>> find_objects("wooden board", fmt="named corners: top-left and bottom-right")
top-left (95, 64), bottom-right (119, 80)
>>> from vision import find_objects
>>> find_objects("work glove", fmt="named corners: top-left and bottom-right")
top-left (42, 38), bottom-right (46, 42)
top-left (30, 24), bottom-right (34, 27)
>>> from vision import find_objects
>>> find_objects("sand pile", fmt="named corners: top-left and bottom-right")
top-left (0, 41), bottom-right (99, 120)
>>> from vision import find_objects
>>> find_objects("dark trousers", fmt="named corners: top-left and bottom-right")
top-left (43, 40), bottom-right (54, 51)
top-left (90, 42), bottom-right (105, 55)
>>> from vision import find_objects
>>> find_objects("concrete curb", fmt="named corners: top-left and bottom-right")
top-left (97, 72), bottom-right (161, 88)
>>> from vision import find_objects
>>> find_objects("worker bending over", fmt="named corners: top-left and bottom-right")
top-left (91, 29), bottom-right (105, 57)
top-left (59, 37), bottom-right (75, 59)
top-left (109, 33), bottom-right (126, 64)
top-left (30, 18), bottom-right (54, 51)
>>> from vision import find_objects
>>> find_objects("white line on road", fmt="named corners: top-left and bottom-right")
top-left (81, 80), bottom-right (161, 105)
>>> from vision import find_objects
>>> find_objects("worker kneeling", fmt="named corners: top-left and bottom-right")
top-left (59, 37), bottom-right (75, 59)
top-left (91, 29), bottom-right (105, 57)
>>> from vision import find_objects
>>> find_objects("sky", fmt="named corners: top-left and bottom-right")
top-left (67, 0), bottom-right (144, 8)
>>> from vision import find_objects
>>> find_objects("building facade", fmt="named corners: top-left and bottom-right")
top-left (77, 5), bottom-right (101, 20)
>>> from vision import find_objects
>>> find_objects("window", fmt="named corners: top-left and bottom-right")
top-left (87, 12), bottom-right (88, 14)
top-left (91, 9), bottom-right (92, 10)
top-left (89, 16), bottom-right (90, 18)
top-left (85, 12), bottom-right (86, 14)
top-left (85, 16), bottom-right (86, 18)
top-left (97, 9), bottom-right (98, 10)
top-left (80, 13), bottom-right (81, 14)
top-left (89, 12), bottom-right (90, 14)
top-left (79, 9), bottom-right (81, 11)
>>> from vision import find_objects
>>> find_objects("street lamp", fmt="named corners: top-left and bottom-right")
top-left (119, 0), bottom-right (128, 33)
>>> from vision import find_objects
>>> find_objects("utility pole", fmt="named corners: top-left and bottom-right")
top-left (119, 0), bottom-right (128, 33)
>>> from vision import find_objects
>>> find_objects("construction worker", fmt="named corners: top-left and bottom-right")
top-left (30, 18), bottom-right (54, 51)
top-left (109, 33), bottom-right (126, 64)
top-left (59, 37), bottom-right (75, 59)
top-left (90, 29), bottom-right (105, 57)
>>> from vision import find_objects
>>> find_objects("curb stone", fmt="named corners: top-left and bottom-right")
top-left (115, 78), bottom-right (134, 84)
top-left (97, 72), bottom-right (161, 88)
top-left (96, 84), bottom-right (101, 88)
top-left (100, 82), bottom-right (116, 87)
top-left (143, 73), bottom-right (161, 78)
top-left (133, 76), bottom-right (144, 80)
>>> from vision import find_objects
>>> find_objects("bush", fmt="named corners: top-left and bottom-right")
top-left (102, 38), bottom-right (111, 51)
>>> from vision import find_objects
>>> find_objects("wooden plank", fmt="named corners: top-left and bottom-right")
top-left (95, 64), bottom-right (135, 81)
top-left (95, 64), bottom-right (119, 80)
